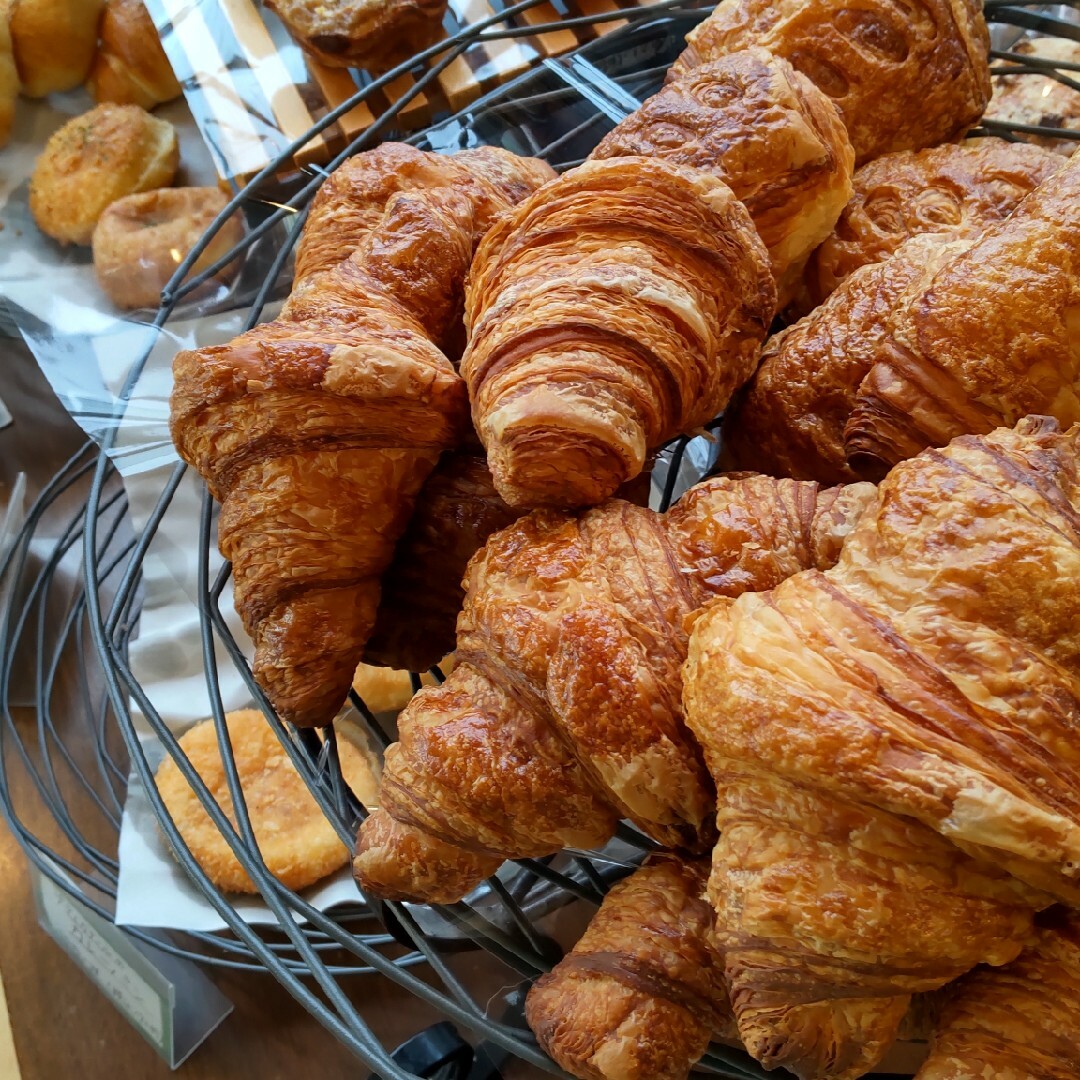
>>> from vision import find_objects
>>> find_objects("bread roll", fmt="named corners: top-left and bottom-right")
top-left (0, 2), bottom-right (17, 147)
top-left (672, 0), bottom-right (991, 165)
top-left (30, 103), bottom-right (178, 245)
top-left (87, 0), bottom-right (181, 109)
top-left (9, 0), bottom-right (104, 97)
top-left (92, 187), bottom-right (243, 309)
top-left (984, 37), bottom-right (1080, 157)
top-left (804, 138), bottom-right (1061, 306)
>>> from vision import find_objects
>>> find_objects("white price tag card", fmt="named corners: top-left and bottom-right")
top-left (31, 863), bottom-right (232, 1068)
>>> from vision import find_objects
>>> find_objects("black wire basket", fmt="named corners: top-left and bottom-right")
top-left (3, 2), bottom-right (1080, 1077)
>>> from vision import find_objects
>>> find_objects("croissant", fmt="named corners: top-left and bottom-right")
top-left (362, 450), bottom-right (521, 674)
top-left (462, 156), bottom-right (775, 510)
top-left (169, 144), bottom-right (554, 727)
top-left (590, 48), bottom-right (853, 309)
top-left (708, 763), bottom-right (1043, 1079)
top-left (353, 473), bottom-right (875, 903)
top-left (915, 909), bottom-right (1080, 1079)
top-left (724, 232), bottom-right (969, 484)
top-left (525, 858), bottom-right (735, 1080)
top-left (804, 139), bottom-right (1061, 309)
top-left (845, 153), bottom-right (1080, 477)
top-left (671, 0), bottom-right (990, 166)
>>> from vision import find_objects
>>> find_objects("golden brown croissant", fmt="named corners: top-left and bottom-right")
top-left (724, 232), bottom-right (970, 484)
top-left (462, 156), bottom-right (775, 510)
top-left (526, 858), bottom-right (736, 1080)
top-left (984, 38), bottom-right (1080, 158)
top-left (710, 764), bottom-right (1043, 1080)
top-left (804, 139), bottom-right (1061, 308)
top-left (362, 450), bottom-right (521, 674)
top-left (915, 909), bottom-right (1080, 1079)
top-left (169, 144), bottom-right (554, 727)
top-left (845, 153), bottom-right (1080, 477)
top-left (590, 48), bottom-right (853, 309)
top-left (353, 473), bottom-right (875, 903)
top-left (671, 0), bottom-right (991, 165)
top-left (687, 416), bottom-right (1080, 904)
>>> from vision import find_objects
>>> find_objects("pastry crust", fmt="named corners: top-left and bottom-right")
top-left (915, 910), bottom-right (1080, 1079)
top-left (92, 186), bottom-right (244, 309)
top-left (363, 451), bottom-right (520, 673)
top-left (156, 709), bottom-right (380, 893)
top-left (354, 473), bottom-right (875, 903)
top-left (351, 654), bottom-right (454, 715)
top-left (805, 139), bottom-right (1061, 307)
top-left (526, 858), bottom-right (735, 1080)
top-left (86, 0), bottom-right (182, 109)
top-left (686, 418), bottom-right (1080, 906)
top-left (984, 37), bottom-right (1080, 158)
top-left (672, 0), bottom-right (991, 165)
top-left (463, 156), bottom-right (775, 509)
top-left (707, 764), bottom-right (1043, 1080)
top-left (170, 145), bottom-right (553, 728)
top-left (846, 152), bottom-right (1080, 476)
top-left (265, 0), bottom-right (447, 74)
top-left (0, 2), bottom-right (16, 148)
top-left (9, 0), bottom-right (103, 96)
top-left (29, 103), bottom-right (178, 245)
top-left (725, 232), bottom-right (970, 484)
top-left (591, 48), bottom-right (854, 308)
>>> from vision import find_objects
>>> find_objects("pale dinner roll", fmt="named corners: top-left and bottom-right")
top-left (92, 187), bottom-right (244, 309)
top-left (0, 3), bottom-right (17, 148)
top-left (87, 0), bottom-right (181, 109)
top-left (9, 0), bottom-right (104, 97)
top-left (352, 654), bottom-right (456, 716)
top-left (29, 103), bottom-right (178, 245)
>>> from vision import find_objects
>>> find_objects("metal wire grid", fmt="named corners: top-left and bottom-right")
top-left (2, 2), bottom-right (1079, 1077)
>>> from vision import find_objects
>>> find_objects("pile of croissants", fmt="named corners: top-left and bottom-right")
top-left (169, 0), bottom-right (1080, 1076)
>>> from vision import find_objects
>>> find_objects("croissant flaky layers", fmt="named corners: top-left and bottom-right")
top-left (170, 144), bottom-right (554, 727)
top-left (462, 157), bottom-right (776, 510)
top-left (353, 473), bottom-right (875, 903)
top-left (685, 417), bottom-right (1080, 1077)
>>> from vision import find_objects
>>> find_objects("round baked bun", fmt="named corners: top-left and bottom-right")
top-left (92, 187), bottom-right (244, 309)
top-left (86, 0), bottom-right (182, 109)
top-left (9, 0), bottom-right (104, 97)
top-left (156, 709), bottom-right (381, 894)
top-left (29, 103), bottom-right (179, 245)
top-left (0, 4), bottom-right (17, 148)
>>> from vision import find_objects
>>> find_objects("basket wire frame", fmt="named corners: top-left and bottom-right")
top-left (2, 1), bottom-right (1079, 1077)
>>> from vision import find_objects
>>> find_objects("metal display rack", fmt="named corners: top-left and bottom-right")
top-left (2, 2), bottom-right (1079, 1077)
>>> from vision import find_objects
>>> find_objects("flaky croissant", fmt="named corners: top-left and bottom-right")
top-left (803, 139), bottom-right (1061, 309)
top-left (362, 450), bottom-right (521, 674)
top-left (591, 48), bottom-right (853, 309)
top-left (353, 473), bottom-right (875, 903)
top-left (915, 909), bottom-right (1080, 1079)
top-left (671, 0), bottom-right (990, 166)
top-left (170, 144), bottom-right (554, 727)
top-left (846, 152), bottom-right (1080, 477)
top-left (525, 858), bottom-right (735, 1080)
top-left (462, 156), bottom-right (775, 510)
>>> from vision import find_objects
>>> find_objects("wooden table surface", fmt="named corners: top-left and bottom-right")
top-left (0, 340), bottom-right (515, 1080)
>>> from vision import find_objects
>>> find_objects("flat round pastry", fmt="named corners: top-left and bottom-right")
top-left (592, 47), bottom-right (854, 309)
top-left (265, 0), bottom-right (447, 74)
top-left (804, 138), bottom-right (1061, 306)
top-left (352, 654), bottom-right (455, 715)
top-left (0, 3), bottom-right (17, 149)
top-left (984, 37), bottom-right (1080, 157)
top-left (8, 0), bottom-right (104, 97)
top-left (92, 187), bottom-right (244, 309)
top-left (29, 103), bottom-right (179, 245)
top-left (156, 709), bottom-right (381, 894)
top-left (87, 0), bottom-right (182, 110)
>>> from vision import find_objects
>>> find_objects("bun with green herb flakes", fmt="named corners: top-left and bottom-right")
top-left (29, 102), bottom-right (178, 245)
